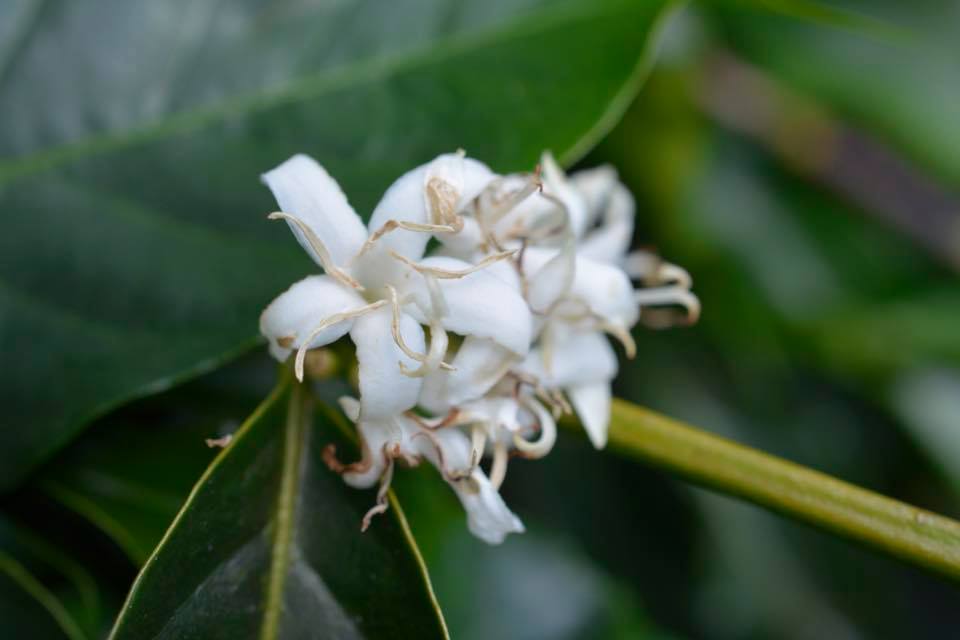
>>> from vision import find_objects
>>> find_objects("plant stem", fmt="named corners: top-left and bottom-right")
top-left (603, 398), bottom-right (960, 580)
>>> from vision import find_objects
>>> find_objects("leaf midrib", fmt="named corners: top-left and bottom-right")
top-left (259, 380), bottom-right (308, 640)
top-left (0, 0), bottom-right (632, 183)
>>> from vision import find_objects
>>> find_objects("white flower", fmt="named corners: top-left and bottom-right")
top-left (257, 149), bottom-right (699, 545)
top-left (259, 153), bottom-right (532, 421)
top-left (511, 158), bottom-right (700, 449)
top-left (332, 396), bottom-right (524, 545)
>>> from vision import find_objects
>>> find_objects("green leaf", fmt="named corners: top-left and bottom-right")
top-left (0, 515), bottom-right (106, 640)
top-left (597, 398), bottom-right (960, 581)
top-left (0, 0), bottom-right (671, 490)
top-left (713, 0), bottom-right (960, 184)
top-left (36, 354), bottom-right (271, 565)
top-left (109, 370), bottom-right (447, 639)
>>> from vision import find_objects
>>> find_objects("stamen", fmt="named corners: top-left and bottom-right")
top-left (469, 425), bottom-right (487, 470)
top-left (385, 285), bottom-right (429, 361)
top-left (268, 212), bottom-right (363, 290)
top-left (426, 177), bottom-right (464, 230)
top-left (489, 440), bottom-right (509, 490)
top-left (294, 300), bottom-right (387, 381)
top-left (625, 251), bottom-right (693, 289)
top-left (404, 408), bottom-right (463, 430)
top-left (512, 399), bottom-right (557, 459)
top-left (321, 443), bottom-right (371, 475)
top-left (411, 429), bottom-right (471, 481)
top-left (391, 250), bottom-right (517, 279)
top-left (386, 285), bottom-right (455, 374)
top-left (482, 173), bottom-right (542, 226)
top-left (657, 263), bottom-right (693, 289)
top-left (601, 321), bottom-right (637, 359)
top-left (356, 219), bottom-right (457, 259)
top-left (635, 287), bottom-right (701, 326)
top-left (400, 318), bottom-right (449, 378)
top-left (360, 453), bottom-right (394, 532)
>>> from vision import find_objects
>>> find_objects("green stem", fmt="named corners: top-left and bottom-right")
top-left (603, 398), bottom-right (960, 580)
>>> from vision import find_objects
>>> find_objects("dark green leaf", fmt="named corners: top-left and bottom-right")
top-left (37, 354), bottom-right (273, 565)
top-left (0, 0), bottom-right (671, 490)
top-left (109, 371), bottom-right (447, 639)
top-left (0, 515), bottom-right (106, 640)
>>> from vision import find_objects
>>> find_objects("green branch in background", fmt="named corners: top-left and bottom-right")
top-left (600, 399), bottom-right (960, 580)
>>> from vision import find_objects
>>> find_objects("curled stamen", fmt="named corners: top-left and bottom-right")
top-left (512, 399), bottom-right (557, 459)
top-left (356, 219), bottom-right (457, 259)
top-left (385, 285), bottom-right (455, 372)
top-left (268, 212), bottom-right (363, 290)
top-left (385, 285), bottom-right (428, 360)
top-left (412, 429), bottom-right (471, 482)
top-left (390, 250), bottom-right (517, 279)
top-left (361, 454), bottom-right (395, 532)
top-left (400, 318), bottom-right (449, 377)
top-left (600, 321), bottom-right (637, 359)
top-left (489, 439), bottom-right (509, 491)
top-left (294, 300), bottom-right (387, 381)
top-left (657, 263), bottom-right (693, 289)
top-left (404, 408), bottom-right (463, 430)
top-left (635, 287), bottom-right (701, 326)
top-left (322, 443), bottom-right (372, 476)
top-left (625, 251), bottom-right (694, 289)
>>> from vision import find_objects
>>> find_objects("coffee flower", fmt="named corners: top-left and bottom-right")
top-left (258, 151), bottom-right (699, 544)
top-left (259, 153), bottom-right (531, 422)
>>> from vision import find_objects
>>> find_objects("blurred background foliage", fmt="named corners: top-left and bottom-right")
top-left (3, 0), bottom-right (960, 638)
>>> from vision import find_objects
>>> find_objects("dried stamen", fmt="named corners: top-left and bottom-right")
top-left (294, 300), bottom-right (387, 381)
top-left (489, 440), bottom-right (509, 491)
top-left (360, 452), bottom-right (395, 532)
top-left (268, 212), bottom-right (363, 290)
top-left (634, 287), bottom-right (701, 326)
top-left (391, 250), bottom-right (517, 279)
top-left (356, 219), bottom-right (457, 259)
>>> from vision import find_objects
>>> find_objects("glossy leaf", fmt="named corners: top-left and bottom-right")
top-left (0, 0), bottom-right (671, 490)
top-left (0, 515), bottom-right (107, 640)
top-left (36, 353), bottom-right (273, 565)
top-left (109, 371), bottom-right (447, 639)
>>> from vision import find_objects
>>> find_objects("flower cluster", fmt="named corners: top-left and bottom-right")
top-left (259, 151), bottom-right (699, 544)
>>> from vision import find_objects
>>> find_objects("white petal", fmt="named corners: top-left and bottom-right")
top-left (482, 257), bottom-right (523, 292)
top-left (419, 337), bottom-right (518, 412)
top-left (569, 164), bottom-right (619, 226)
top-left (414, 427), bottom-right (524, 544)
top-left (540, 151), bottom-right (588, 238)
top-left (350, 306), bottom-right (425, 420)
top-left (262, 154), bottom-right (368, 268)
top-left (568, 381), bottom-right (612, 449)
top-left (259, 275), bottom-right (366, 361)
top-left (343, 419), bottom-right (395, 489)
top-left (457, 469), bottom-right (525, 544)
top-left (398, 256), bottom-right (532, 356)
top-left (521, 328), bottom-right (617, 388)
top-left (365, 153), bottom-right (494, 262)
top-left (577, 184), bottom-right (635, 264)
top-left (523, 249), bottom-right (638, 329)
top-left (526, 240), bottom-right (575, 313)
